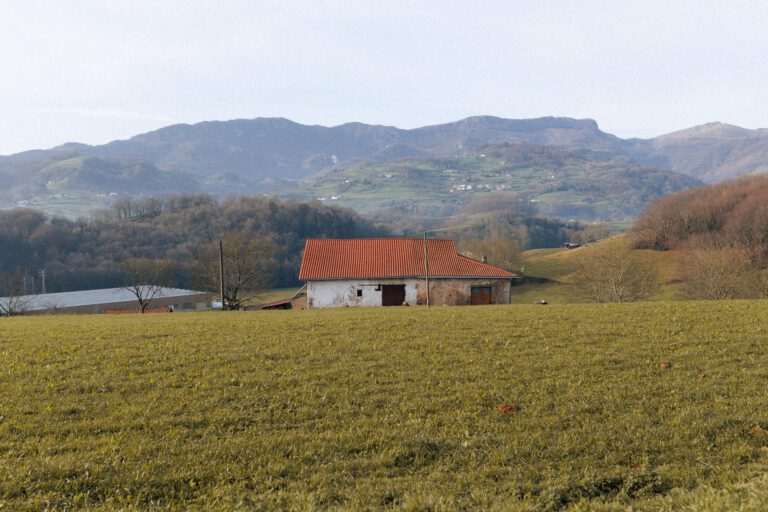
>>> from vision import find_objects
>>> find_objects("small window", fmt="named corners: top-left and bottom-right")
top-left (356, 289), bottom-right (363, 297)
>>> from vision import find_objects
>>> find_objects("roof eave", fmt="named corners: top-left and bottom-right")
top-left (302, 275), bottom-right (517, 281)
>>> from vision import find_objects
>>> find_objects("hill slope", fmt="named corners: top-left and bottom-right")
top-left (629, 122), bottom-right (768, 182)
top-left (5, 115), bottom-right (768, 218)
top-left (513, 236), bottom-right (686, 303)
top-left (290, 143), bottom-right (701, 222)
top-left (1, 154), bottom-right (202, 216)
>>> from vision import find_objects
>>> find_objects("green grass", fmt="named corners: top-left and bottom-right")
top-left (16, 188), bottom-right (106, 219)
top-left (31, 195), bottom-right (103, 218)
top-left (2, 302), bottom-right (768, 510)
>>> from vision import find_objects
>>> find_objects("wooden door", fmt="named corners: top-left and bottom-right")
top-left (381, 285), bottom-right (406, 306)
top-left (471, 286), bottom-right (492, 305)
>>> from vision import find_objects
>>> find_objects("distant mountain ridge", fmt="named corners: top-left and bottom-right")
top-left (1, 115), bottom-right (766, 219)
top-left (6, 115), bottom-right (767, 182)
top-left (12, 116), bottom-right (623, 180)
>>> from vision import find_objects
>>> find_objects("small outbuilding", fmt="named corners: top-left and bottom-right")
top-left (299, 238), bottom-right (518, 308)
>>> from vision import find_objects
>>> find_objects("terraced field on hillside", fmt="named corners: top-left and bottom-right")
top-left (290, 149), bottom-right (699, 223)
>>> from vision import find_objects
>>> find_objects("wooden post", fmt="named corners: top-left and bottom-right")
top-left (219, 240), bottom-right (225, 310)
top-left (423, 231), bottom-right (430, 308)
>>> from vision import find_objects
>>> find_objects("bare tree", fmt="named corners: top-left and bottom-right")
top-left (753, 270), bottom-right (768, 299)
top-left (459, 236), bottom-right (522, 271)
top-left (122, 257), bottom-right (174, 313)
top-left (680, 246), bottom-right (755, 300)
top-left (573, 243), bottom-right (660, 303)
top-left (41, 297), bottom-right (64, 314)
top-left (572, 223), bottom-right (612, 245)
top-left (0, 270), bottom-right (30, 316)
top-left (199, 234), bottom-right (276, 310)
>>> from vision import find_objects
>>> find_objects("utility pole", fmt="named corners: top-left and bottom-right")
top-left (423, 231), bottom-right (430, 308)
top-left (218, 240), bottom-right (225, 310)
top-left (39, 269), bottom-right (46, 295)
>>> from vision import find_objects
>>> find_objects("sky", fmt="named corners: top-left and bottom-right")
top-left (2, 0), bottom-right (768, 155)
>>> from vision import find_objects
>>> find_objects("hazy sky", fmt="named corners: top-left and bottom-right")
top-left (2, 0), bottom-right (768, 154)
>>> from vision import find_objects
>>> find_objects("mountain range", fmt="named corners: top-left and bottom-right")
top-left (2, 116), bottom-right (767, 221)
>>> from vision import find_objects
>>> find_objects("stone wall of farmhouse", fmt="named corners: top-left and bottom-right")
top-left (307, 278), bottom-right (512, 308)
top-left (416, 278), bottom-right (511, 306)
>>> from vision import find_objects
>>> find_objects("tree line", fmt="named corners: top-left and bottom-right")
top-left (632, 175), bottom-right (768, 299)
top-left (454, 208), bottom-right (610, 273)
top-left (0, 191), bottom-right (616, 313)
top-left (633, 175), bottom-right (768, 262)
top-left (0, 195), bottom-right (386, 298)
top-left (569, 175), bottom-right (768, 303)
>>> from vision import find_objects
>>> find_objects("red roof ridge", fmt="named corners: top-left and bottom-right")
top-left (301, 236), bottom-right (458, 243)
top-left (454, 252), bottom-right (517, 274)
top-left (299, 238), bottom-right (518, 280)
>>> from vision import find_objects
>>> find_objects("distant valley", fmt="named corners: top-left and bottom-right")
top-left (2, 115), bottom-right (767, 221)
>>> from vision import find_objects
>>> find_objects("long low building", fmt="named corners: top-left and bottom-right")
top-left (2, 287), bottom-right (212, 315)
top-left (299, 238), bottom-right (519, 308)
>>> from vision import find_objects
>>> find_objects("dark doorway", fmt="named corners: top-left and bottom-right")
top-left (471, 286), bottom-right (492, 305)
top-left (381, 285), bottom-right (406, 306)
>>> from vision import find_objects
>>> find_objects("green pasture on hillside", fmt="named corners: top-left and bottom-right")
top-left (1, 302), bottom-right (768, 510)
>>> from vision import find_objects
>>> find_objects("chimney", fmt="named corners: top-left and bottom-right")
top-left (482, 255), bottom-right (488, 263)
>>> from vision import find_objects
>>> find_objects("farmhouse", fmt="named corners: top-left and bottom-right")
top-left (299, 238), bottom-right (518, 308)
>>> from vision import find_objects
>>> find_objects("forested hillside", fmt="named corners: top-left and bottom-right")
top-left (0, 196), bottom-right (385, 294)
top-left (632, 175), bottom-right (768, 299)
top-left (634, 175), bottom-right (768, 258)
top-left (0, 193), bottom-right (601, 297)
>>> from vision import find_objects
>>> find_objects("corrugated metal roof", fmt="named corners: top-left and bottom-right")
top-left (299, 238), bottom-right (518, 280)
top-left (257, 299), bottom-right (292, 310)
top-left (103, 306), bottom-right (174, 314)
top-left (5, 287), bottom-right (209, 312)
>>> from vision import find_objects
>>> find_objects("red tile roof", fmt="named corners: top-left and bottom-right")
top-left (299, 238), bottom-right (518, 280)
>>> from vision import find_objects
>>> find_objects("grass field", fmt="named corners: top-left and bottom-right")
top-left (2, 302), bottom-right (768, 510)
top-left (513, 237), bottom-right (686, 304)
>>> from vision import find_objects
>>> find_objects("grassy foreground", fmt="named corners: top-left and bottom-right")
top-left (1, 303), bottom-right (768, 510)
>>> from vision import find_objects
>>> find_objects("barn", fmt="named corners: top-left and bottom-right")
top-left (299, 238), bottom-right (518, 308)
top-left (2, 287), bottom-right (212, 315)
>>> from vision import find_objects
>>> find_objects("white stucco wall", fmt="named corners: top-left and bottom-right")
top-left (307, 279), bottom-right (420, 308)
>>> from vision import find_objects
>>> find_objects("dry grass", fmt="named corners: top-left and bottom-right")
top-left (1, 302), bottom-right (768, 510)
top-left (514, 236), bottom-right (688, 304)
